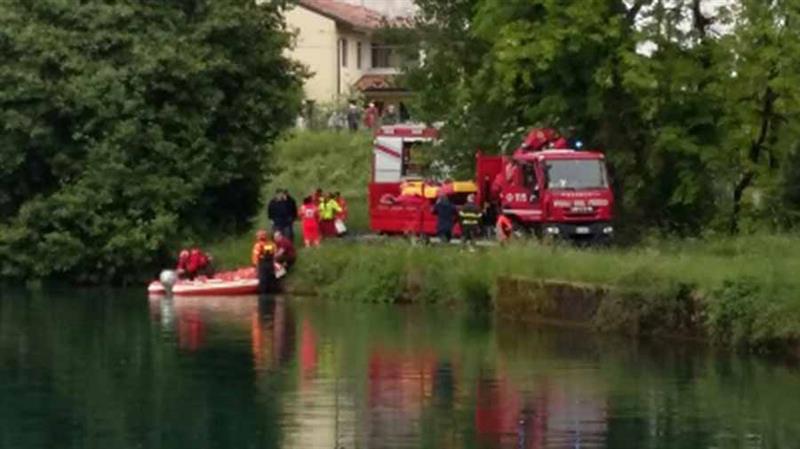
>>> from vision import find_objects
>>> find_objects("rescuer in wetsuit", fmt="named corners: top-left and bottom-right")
top-left (459, 194), bottom-right (482, 247)
top-left (251, 230), bottom-right (277, 294)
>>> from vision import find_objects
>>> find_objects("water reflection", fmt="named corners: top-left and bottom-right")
top-left (1, 292), bottom-right (799, 449)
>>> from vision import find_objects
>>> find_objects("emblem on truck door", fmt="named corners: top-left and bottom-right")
top-left (504, 192), bottom-right (528, 203)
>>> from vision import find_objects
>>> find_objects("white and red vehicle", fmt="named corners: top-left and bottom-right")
top-left (368, 125), bottom-right (615, 241)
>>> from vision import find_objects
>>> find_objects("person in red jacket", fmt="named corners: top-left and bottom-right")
top-left (274, 230), bottom-right (297, 269)
top-left (496, 214), bottom-right (514, 243)
top-left (299, 196), bottom-right (321, 247)
top-left (186, 248), bottom-right (214, 280)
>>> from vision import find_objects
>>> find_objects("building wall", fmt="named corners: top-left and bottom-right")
top-left (285, 6), bottom-right (338, 104)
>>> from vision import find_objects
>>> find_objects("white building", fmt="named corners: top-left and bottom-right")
top-left (284, 0), bottom-right (412, 110)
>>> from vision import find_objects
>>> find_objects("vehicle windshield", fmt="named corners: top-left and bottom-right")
top-left (545, 159), bottom-right (608, 190)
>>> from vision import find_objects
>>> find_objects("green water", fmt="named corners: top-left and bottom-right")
top-left (1, 290), bottom-right (799, 449)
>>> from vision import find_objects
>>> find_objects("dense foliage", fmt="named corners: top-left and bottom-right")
top-left (0, 0), bottom-right (303, 282)
top-left (393, 0), bottom-right (800, 236)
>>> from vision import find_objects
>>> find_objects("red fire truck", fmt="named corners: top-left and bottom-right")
top-left (368, 125), bottom-right (614, 241)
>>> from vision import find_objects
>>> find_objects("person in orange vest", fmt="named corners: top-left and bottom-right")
top-left (496, 213), bottom-right (514, 243)
top-left (251, 230), bottom-right (277, 294)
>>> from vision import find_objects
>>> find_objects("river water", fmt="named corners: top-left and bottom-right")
top-left (1, 289), bottom-right (799, 449)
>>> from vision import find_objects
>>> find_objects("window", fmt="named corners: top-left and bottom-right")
top-left (357, 42), bottom-right (362, 69)
top-left (371, 43), bottom-right (393, 68)
top-left (545, 160), bottom-right (608, 190)
top-left (522, 163), bottom-right (538, 190)
top-left (340, 39), bottom-right (348, 67)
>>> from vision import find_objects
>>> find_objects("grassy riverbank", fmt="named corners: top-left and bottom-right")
top-left (205, 131), bottom-right (800, 353)
top-left (283, 235), bottom-right (800, 352)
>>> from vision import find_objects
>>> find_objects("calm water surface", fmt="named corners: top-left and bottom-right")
top-left (1, 289), bottom-right (799, 449)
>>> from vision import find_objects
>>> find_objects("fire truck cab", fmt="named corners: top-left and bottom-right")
top-left (476, 149), bottom-right (614, 240)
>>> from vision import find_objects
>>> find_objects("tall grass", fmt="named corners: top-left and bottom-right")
top-left (287, 234), bottom-right (800, 349)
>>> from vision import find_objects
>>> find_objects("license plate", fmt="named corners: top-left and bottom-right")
top-left (575, 226), bottom-right (590, 235)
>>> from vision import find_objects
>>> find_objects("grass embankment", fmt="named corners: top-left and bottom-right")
top-left (208, 130), bottom-right (371, 268)
top-left (286, 235), bottom-right (800, 352)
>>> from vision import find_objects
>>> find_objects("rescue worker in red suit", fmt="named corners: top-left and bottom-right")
top-left (299, 196), bottom-right (321, 247)
top-left (188, 248), bottom-right (213, 279)
top-left (496, 214), bottom-right (514, 243)
top-left (177, 248), bottom-right (213, 280)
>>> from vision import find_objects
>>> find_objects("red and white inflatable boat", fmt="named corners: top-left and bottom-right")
top-left (147, 266), bottom-right (283, 297)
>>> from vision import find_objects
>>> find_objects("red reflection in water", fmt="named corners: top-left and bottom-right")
top-left (177, 310), bottom-right (205, 351)
top-left (475, 373), bottom-right (524, 446)
top-left (299, 318), bottom-right (318, 389)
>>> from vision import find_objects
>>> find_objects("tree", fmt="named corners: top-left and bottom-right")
top-left (0, 0), bottom-right (304, 282)
top-left (716, 0), bottom-right (800, 233)
top-left (397, 0), bottom-right (800, 236)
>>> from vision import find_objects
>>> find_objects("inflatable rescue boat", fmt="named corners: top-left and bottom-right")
top-left (148, 265), bottom-right (284, 297)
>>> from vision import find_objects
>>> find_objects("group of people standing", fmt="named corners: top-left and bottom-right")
top-left (432, 193), bottom-right (515, 247)
top-left (333, 101), bottom-right (407, 132)
top-left (268, 188), bottom-right (348, 248)
top-left (251, 188), bottom-right (349, 292)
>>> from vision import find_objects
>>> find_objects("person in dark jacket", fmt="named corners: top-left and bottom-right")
top-left (432, 193), bottom-right (457, 243)
top-left (282, 189), bottom-right (298, 241)
top-left (267, 190), bottom-right (294, 240)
